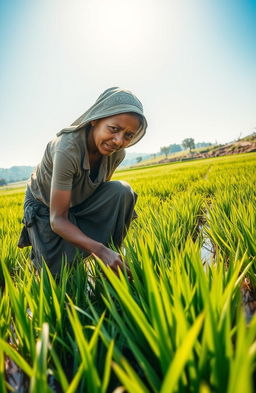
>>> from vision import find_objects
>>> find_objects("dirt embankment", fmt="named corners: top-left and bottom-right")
top-left (158, 138), bottom-right (256, 164)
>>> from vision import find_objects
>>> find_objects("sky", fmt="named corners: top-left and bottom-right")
top-left (0, 0), bottom-right (255, 168)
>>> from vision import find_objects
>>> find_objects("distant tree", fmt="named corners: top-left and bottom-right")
top-left (0, 178), bottom-right (7, 186)
top-left (195, 142), bottom-right (212, 148)
top-left (136, 156), bottom-right (142, 163)
top-left (160, 146), bottom-right (170, 158)
top-left (169, 144), bottom-right (182, 154)
top-left (182, 138), bottom-right (195, 153)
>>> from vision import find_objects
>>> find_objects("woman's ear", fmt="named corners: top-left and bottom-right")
top-left (91, 120), bottom-right (97, 127)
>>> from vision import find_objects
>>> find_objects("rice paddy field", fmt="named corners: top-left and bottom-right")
top-left (0, 153), bottom-right (256, 393)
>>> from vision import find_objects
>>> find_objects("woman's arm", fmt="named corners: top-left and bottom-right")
top-left (50, 188), bottom-right (124, 273)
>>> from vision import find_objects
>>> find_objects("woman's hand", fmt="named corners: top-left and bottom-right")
top-left (92, 244), bottom-right (125, 274)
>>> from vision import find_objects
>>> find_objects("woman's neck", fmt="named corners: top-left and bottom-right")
top-left (86, 127), bottom-right (100, 158)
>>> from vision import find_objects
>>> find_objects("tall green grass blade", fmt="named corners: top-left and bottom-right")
top-left (97, 259), bottom-right (159, 357)
top-left (0, 339), bottom-right (33, 377)
top-left (0, 349), bottom-right (7, 393)
top-left (160, 313), bottom-right (204, 393)
top-left (113, 359), bottom-right (151, 393)
top-left (101, 339), bottom-right (114, 393)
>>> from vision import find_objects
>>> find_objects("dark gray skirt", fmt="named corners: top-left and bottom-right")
top-left (18, 181), bottom-right (137, 275)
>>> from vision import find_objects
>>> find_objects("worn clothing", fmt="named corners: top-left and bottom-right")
top-left (29, 127), bottom-right (125, 207)
top-left (19, 181), bottom-right (137, 275)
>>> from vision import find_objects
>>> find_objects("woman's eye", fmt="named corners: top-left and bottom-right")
top-left (110, 126), bottom-right (119, 132)
top-left (125, 133), bottom-right (135, 140)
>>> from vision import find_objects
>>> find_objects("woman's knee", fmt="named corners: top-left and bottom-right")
top-left (105, 180), bottom-right (135, 200)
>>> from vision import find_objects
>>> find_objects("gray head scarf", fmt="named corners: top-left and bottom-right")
top-left (57, 87), bottom-right (147, 147)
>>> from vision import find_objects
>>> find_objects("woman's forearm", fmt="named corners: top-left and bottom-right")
top-left (50, 216), bottom-right (104, 255)
top-left (50, 215), bottom-right (124, 272)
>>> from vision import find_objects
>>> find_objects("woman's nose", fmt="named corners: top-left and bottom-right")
top-left (112, 132), bottom-right (124, 147)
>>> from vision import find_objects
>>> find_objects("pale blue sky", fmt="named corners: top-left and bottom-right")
top-left (1, 0), bottom-right (255, 167)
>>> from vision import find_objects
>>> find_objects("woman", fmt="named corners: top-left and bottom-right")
top-left (18, 87), bottom-right (147, 275)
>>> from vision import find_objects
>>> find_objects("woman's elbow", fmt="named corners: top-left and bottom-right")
top-left (50, 215), bottom-right (57, 232)
top-left (50, 215), bottom-right (62, 233)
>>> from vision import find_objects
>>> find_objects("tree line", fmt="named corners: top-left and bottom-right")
top-left (160, 139), bottom-right (212, 158)
top-left (0, 166), bottom-right (35, 184)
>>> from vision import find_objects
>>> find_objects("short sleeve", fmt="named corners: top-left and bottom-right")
top-left (51, 149), bottom-right (77, 190)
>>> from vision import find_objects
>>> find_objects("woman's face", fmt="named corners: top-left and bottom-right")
top-left (88, 113), bottom-right (140, 156)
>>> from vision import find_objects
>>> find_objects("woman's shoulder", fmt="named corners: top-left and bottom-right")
top-left (50, 128), bottom-right (86, 155)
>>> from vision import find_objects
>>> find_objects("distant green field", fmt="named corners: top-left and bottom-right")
top-left (0, 153), bottom-right (256, 392)
top-left (0, 180), bottom-right (27, 195)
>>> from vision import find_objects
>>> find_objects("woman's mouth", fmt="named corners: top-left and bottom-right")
top-left (103, 143), bottom-right (116, 152)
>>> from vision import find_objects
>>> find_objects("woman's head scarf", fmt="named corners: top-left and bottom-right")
top-left (57, 87), bottom-right (147, 147)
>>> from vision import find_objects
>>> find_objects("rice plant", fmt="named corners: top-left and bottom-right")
top-left (0, 152), bottom-right (255, 392)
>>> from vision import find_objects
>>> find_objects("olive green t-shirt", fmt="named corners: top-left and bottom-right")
top-left (29, 128), bottom-right (125, 207)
